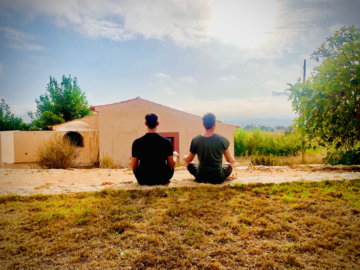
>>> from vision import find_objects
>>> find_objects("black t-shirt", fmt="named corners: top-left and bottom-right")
top-left (190, 134), bottom-right (230, 182)
top-left (132, 133), bottom-right (173, 176)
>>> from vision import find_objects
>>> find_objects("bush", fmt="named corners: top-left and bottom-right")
top-left (36, 136), bottom-right (80, 169)
top-left (234, 128), bottom-right (302, 156)
top-left (323, 148), bottom-right (360, 165)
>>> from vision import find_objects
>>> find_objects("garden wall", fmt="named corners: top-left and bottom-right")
top-left (1, 130), bottom-right (99, 166)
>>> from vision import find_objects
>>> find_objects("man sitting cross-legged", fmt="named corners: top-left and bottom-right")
top-left (129, 112), bottom-right (179, 186)
top-left (183, 112), bottom-right (235, 184)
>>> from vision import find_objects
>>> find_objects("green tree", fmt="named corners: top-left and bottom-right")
top-left (287, 25), bottom-right (360, 150)
top-left (0, 99), bottom-right (24, 131)
top-left (29, 75), bottom-right (93, 130)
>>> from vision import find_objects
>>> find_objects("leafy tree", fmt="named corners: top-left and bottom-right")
top-left (26, 111), bottom-right (65, 131)
top-left (287, 25), bottom-right (360, 150)
top-left (29, 75), bottom-right (93, 130)
top-left (0, 99), bottom-right (24, 131)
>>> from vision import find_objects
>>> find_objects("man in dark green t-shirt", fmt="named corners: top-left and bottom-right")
top-left (183, 112), bottom-right (235, 184)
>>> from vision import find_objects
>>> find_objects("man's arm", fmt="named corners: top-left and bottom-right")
top-left (224, 149), bottom-right (235, 168)
top-left (129, 157), bottom-right (138, 170)
top-left (167, 151), bottom-right (179, 169)
top-left (183, 152), bottom-right (196, 167)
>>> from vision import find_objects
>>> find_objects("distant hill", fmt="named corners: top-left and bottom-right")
top-left (234, 118), bottom-right (294, 126)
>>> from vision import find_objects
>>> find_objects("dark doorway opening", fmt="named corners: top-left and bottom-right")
top-left (159, 132), bottom-right (179, 155)
top-left (166, 137), bottom-right (174, 149)
top-left (65, 132), bottom-right (84, 147)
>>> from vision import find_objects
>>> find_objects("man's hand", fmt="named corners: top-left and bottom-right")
top-left (183, 152), bottom-right (195, 167)
top-left (224, 149), bottom-right (235, 168)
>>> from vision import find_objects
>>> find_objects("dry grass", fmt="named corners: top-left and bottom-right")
top-left (1, 180), bottom-right (360, 269)
top-left (236, 149), bottom-right (327, 167)
top-left (36, 136), bottom-right (80, 169)
top-left (100, 153), bottom-right (122, 169)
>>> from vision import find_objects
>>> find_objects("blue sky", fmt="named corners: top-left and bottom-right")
top-left (0, 0), bottom-right (359, 124)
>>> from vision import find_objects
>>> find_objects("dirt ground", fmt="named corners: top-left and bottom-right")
top-left (1, 165), bottom-right (360, 196)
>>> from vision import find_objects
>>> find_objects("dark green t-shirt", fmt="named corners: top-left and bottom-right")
top-left (190, 134), bottom-right (230, 182)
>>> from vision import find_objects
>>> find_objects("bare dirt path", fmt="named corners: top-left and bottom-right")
top-left (0, 165), bottom-right (359, 196)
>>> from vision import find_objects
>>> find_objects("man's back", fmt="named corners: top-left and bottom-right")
top-left (190, 134), bottom-right (230, 183)
top-left (132, 133), bottom-right (173, 178)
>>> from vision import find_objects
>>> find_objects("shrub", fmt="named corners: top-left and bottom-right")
top-left (323, 148), bottom-right (360, 165)
top-left (100, 153), bottom-right (114, 168)
top-left (234, 128), bottom-right (302, 156)
top-left (36, 136), bottom-right (80, 169)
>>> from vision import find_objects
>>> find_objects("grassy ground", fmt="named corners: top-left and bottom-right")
top-left (1, 180), bottom-right (360, 269)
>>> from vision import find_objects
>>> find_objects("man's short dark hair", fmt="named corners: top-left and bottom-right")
top-left (202, 112), bottom-right (216, 130)
top-left (145, 113), bottom-right (159, 129)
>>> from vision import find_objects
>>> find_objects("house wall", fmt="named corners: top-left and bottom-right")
top-left (95, 98), bottom-right (237, 168)
top-left (10, 130), bottom-right (99, 166)
top-left (52, 114), bottom-right (99, 130)
top-left (0, 131), bottom-right (16, 164)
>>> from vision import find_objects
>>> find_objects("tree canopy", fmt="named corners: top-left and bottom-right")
top-left (287, 25), bottom-right (360, 150)
top-left (0, 99), bottom-right (24, 131)
top-left (28, 75), bottom-right (93, 130)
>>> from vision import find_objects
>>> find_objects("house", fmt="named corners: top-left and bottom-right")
top-left (0, 97), bottom-right (239, 168)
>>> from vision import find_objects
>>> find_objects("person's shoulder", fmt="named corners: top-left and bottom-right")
top-left (157, 134), bottom-right (172, 146)
top-left (214, 134), bottom-right (229, 142)
top-left (214, 134), bottom-right (226, 139)
top-left (192, 135), bottom-right (202, 141)
top-left (157, 134), bottom-right (170, 141)
top-left (134, 134), bottom-right (147, 143)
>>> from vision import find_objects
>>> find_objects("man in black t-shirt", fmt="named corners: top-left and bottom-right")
top-left (183, 112), bottom-right (235, 184)
top-left (129, 113), bottom-right (179, 186)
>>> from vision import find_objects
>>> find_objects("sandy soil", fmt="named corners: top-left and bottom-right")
top-left (1, 165), bottom-right (360, 196)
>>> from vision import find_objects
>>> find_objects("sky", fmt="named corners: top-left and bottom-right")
top-left (0, 0), bottom-right (359, 125)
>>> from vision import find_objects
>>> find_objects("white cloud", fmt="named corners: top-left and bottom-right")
top-left (218, 74), bottom-right (236, 82)
top-left (156, 73), bottom-right (170, 79)
top-left (0, 27), bottom-right (35, 41)
top-left (179, 76), bottom-right (198, 84)
top-left (0, 0), bottom-right (342, 57)
top-left (329, 23), bottom-right (345, 33)
top-left (6, 43), bottom-right (45, 51)
top-left (2, 0), bottom-right (212, 47)
top-left (176, 96), bottom-right (295, 119)
top-left (0, 27), bottom-right (45, 50)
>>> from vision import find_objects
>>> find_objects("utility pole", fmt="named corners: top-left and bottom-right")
top-left (302, 59), bottom-right (306, 164)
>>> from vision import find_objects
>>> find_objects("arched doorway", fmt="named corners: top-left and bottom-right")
top-left (65, 132), bottom-right (84, 147)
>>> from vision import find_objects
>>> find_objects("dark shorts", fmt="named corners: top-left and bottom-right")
top-left (187, 162), bottom-right (233, 184)
top-left (133, 168), bottom-right (174, 186)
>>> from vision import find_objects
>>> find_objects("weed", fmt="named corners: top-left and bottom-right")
top-left (302, 190), bottom-right (310, 199)
top-left (177, 217), bottom-right (185, 227)
top-left (284, 193), bottom-right (295, 202)
top-left (233, 183), bottom-right (244, 189)
top-left (269, 185), bottom-right (279, 194)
